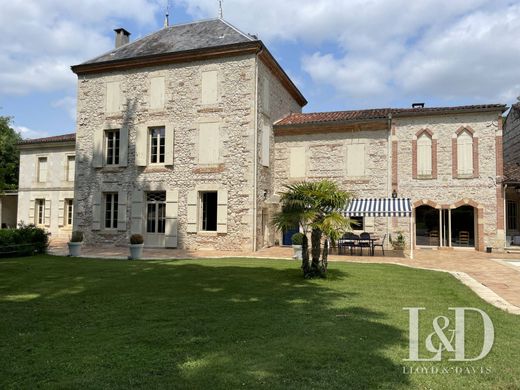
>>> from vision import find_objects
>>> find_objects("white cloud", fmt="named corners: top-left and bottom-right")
top-left (182, 0), bottom-right (519, 106)
top-left (0, 0), bottom-right (161, 95)
top-left (14, 126), bottom-right (49, 140)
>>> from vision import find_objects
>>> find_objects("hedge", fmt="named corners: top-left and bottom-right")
top-left (0, 224), bottom-right (49, 257)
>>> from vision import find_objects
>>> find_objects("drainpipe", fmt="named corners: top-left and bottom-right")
top-left (252, 53), bottom-right (260, 252)
top-left (504, 183), bottom-right (508, 248)
top-left (387, 113), bottom-right (393, 244)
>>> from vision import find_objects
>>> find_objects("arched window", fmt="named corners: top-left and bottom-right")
top-left (417, 132), bottom-right (432, 176)
top-left (457, 130), bottom-right (473, 176)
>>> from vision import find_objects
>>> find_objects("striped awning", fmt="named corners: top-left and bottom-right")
top-left (340, 198), bottom-right (412, 217)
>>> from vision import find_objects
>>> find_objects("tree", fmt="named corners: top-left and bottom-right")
top-left (0, 116), bottom-right (22, 193)
top-left (272, 180), bottom-right (352, 278)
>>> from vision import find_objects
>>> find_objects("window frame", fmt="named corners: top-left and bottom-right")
top-left (146, 191), bottom-right (166, 234)
top-left (199, 191), bottom-right (218, 232)
top-left (65, 199), bottom-right (74, 227)
top-left (37, 157), bottom-right (48, 183)
top-left (104, 192), bottom-right (119, 229)
top-left (66, 155), bottom-right (75, 182)
top-left (36, 199), bottom-right (45, 225)
top-left (507, 200), bottom-right (518, 231)
top-left (149, 126), bottom-right (166, 165)
top-left (105, 129), bottom-right (120, 166)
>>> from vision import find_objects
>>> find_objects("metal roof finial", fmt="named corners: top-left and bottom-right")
top-left (218, 0), bottom-right (223, 18)
top-left (164, 0), bottom-right (170, 28)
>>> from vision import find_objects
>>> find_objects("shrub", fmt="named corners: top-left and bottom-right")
top-left (70, 231), bottom-right (84, 243)
top-left (0, 223), bottom-right (49, 257)
top-left (389, 231), bottom-right (406, 250)
top-left (130, 234), bottom-right (144, 245)
top-left (291, 232), bottom-right (305, 245)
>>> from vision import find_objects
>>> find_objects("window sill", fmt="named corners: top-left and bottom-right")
top-left (455, 174), bottom-right (475, 179)
top-left (100, 166), bottom-right (124, 172)
top-left (193, 164), bottom-right (225, 174)
top-left (416, 175), bottom-right (435, 180)
top-left (143, 165), bottom-right (170, 173)
top-left (197, 231), bottom-right (220, 236)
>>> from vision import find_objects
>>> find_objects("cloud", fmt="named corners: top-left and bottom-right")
top-left (181, 0), bottom-right (519, 107)
top-left (14, 126), bottom-right (49, 140)
top-left (52, 96), bottom-right (77, 121)
top-left (0, 0), bottom-right (161, 96)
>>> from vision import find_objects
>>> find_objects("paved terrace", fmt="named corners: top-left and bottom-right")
top-left (49, 240), bottom-right (520, 314)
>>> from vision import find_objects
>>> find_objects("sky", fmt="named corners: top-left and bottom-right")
top-left (1, 0), bottom-right (519, 139)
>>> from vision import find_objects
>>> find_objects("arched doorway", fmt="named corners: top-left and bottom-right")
top-left (415, 205), bottom-right (440, 246)
top-left (451, 205), bottom-right (475, 247)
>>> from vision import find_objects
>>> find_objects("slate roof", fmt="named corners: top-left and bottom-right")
top-left (81, 18), bottom-right (256, 66)
top-left (275, 104), bottom-right (507, 127)
top-left (504, 162), bottom-right (520, 183)
top-left (19, 133), bottom-right (76, 145)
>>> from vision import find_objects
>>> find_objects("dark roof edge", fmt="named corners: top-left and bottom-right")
top-left (393, 105), bottom-right (508, 118)
top-left (71, 41), bottom-right (261, 74)
top-left (19, 133), bottom-right (76, 146)
top-left (274, 117), bottom-right (387, 130)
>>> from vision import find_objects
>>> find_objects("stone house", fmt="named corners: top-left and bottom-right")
top-left (18, 18), bottom-right (508, 253)
top-left (16, 133), bottom-right (76, 240)
top-left (273, 105), bottom-right (507, 251)
top-left (70, 19), bottom-right (305, 251)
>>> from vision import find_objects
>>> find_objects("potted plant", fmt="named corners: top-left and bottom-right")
top-left (291, 232), bottom-right (304, 260)
top-left (129, 234), bottom-right (144, 260)
top-left (68, 231), bottom-right (83, 257)
top-left (389, 231), bottom-right (406, 251)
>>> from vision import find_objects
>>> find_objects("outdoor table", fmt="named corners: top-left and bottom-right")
top-left (338, 237), bottom-right (378, 256)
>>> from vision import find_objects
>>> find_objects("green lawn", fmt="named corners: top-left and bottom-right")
top-left (0, 256), bottom-right (519, 389)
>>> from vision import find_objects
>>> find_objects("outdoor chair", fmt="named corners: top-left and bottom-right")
top-left (429, 230), bottom-right (439, 246)
top-left (372, 233), bottom-right (386, 256)
top-left (458, 231), bottom-right (470, 246)
top-left (359, 232), bottom-right (372, 256)
top-left (339, 233), bottom-right (358, 255)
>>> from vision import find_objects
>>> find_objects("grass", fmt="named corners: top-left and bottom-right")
top-left (0, 255), bottom-right (519, 389)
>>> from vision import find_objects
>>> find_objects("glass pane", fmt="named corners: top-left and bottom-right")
top-left (158, 203), bottom-right (166, 233)
top-left (147, 204), bottom-right (156, 233)
top-left (114, 131), bottom-right (120, 165)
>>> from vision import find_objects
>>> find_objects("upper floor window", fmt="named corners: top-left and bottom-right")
top-left (346, 144), bottom-right (365, 177)
top-left (149, 127), bottom-right (165, 164)
top-left (104, 193), bottom-right (118, 229)
top-left (65, 199), bottom-right (74, 227)
top-left (106, 81), bottom-right (121, 113)
top-left (105, 130), bottom-right (120, 165)
top-left (457, 130), bottom-right (473, 176)
top-left (66, 155), bottom-right (75, 181)
top-left (150, 77), bottom-right (165, 109)
top-left (37, 157), bottom-right (47, 182)
top-left (201, 70), bottom-right (218, 105)
top-left (417, 132), bottom-right (432, 176)
top-left (198, 122), bottom-right (220, 164)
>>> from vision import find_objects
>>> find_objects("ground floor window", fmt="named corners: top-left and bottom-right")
top-left (350, 216), bottom-right (364, 230)
top-left (36, 199), bottom-right (45, 225)
top-left (65, 199), bottom-right (73, 226)
top-left (104, 193), bottom-right (118, 229)
top-left (200, 191), bottom-right (217, 231)
top-left (146, 192), bottom-right (166, 233)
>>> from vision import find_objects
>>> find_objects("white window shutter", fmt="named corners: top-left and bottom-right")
top-left (289, 147), bottom-right (306, 178)
top-left (165, 189), bottom-right (179, 247)
top-left (198, 123), bottom-right (219, 164)
top-left (117, 190), bottom-right (127, 231)
top-left (58, 198), bottom-right (65, 227)
top-left (187, 190), bottom-right (198, 233)
top-left (44, 199), bottom-right (51, 227)
top-left (29, 201), bottom-right (35, 223)
top-left (457, 131), bottom-right (473, 175)
top-left (106, 81), bottom-right (120, 113)
top-left (165, 124), bottom-right (174, 166)
top-left (417, 134), bottom-right (432, 175)
top-left (346, 144), bottom-right (366, 177)
top-left (119, 127), bottom-right (128, 167)
top-left (150, 77), bottom-right (165, 109)
top-left (217, 189), bottom-right (228, 233)
top-left (262, 76), bottom-right (270, 113)
top-left (261, 123), bottom-right (270, 167)
top-left (131, 190), bottom-right (143, 234)
top-left (201, 70), bottom-right (218, 105)
top-left (135, 126), bottom-right (147, 166)
top-left (92, 192), bottom-right (101, 230)
top-left (93, 128), bottom-right (103, 168)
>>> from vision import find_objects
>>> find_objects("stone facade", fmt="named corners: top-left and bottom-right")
top-left (74, 52), bottom-right (302, 250)
top-left (17, 140), bottom-right (75, 240)
top-left (273, 110), bottom-right (505, 251)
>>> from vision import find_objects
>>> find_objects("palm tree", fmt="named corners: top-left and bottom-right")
top-left (272, 180), bottom-right (352, 278)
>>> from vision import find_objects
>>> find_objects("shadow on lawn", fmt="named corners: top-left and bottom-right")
top-left (0, 257), bottom-right (410, 388)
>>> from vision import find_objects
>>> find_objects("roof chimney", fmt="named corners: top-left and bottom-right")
top-left (114, 28), bottom-right (131, 48)
top-left (412, 102), bottom-right (425, 108)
